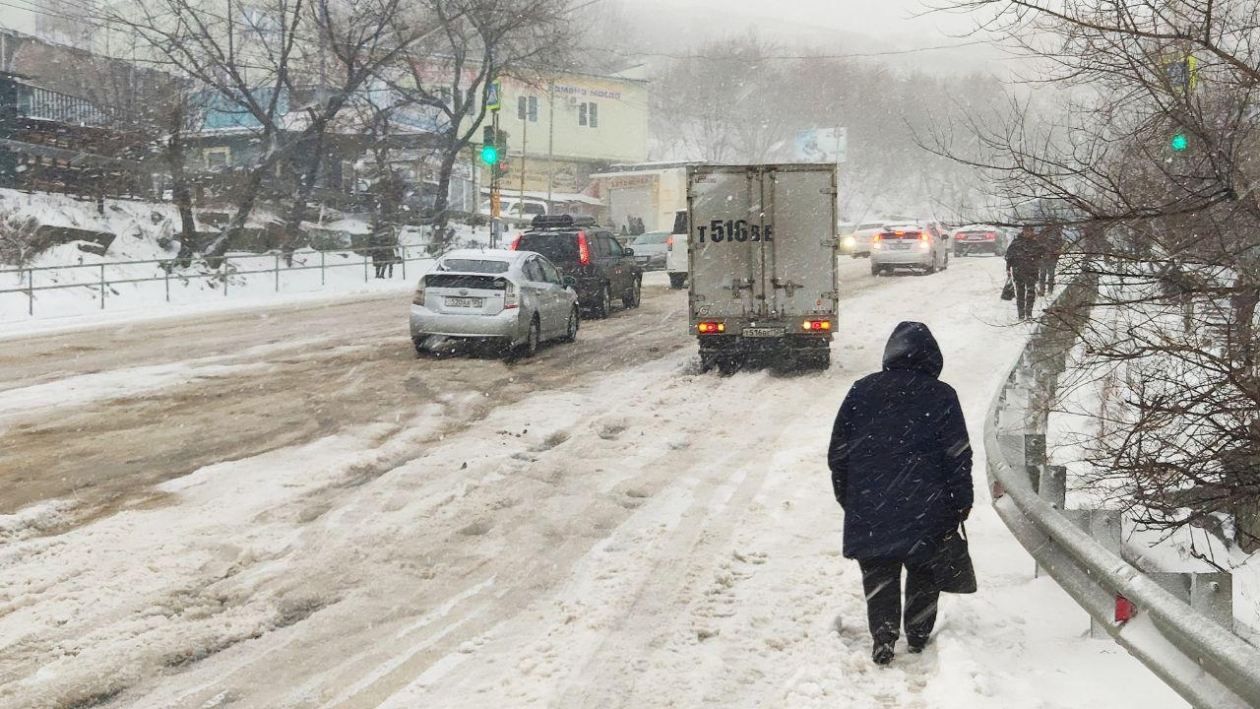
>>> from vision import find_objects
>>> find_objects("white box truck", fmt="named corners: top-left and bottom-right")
top-left (687, 164), bottom-right (838, 373)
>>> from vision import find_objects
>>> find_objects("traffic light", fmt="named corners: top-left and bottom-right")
top-left (494, 129), bottom-right (509, 179)
top-left (480, 125), bottom-right (499, 166)
top-left (1171, 132), bottom-right (1189, 152)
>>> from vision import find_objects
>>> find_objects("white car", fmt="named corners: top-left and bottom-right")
top-left (665, 208), bottom-right (689, 289)
top-left (410, 249), bottom-right (579, 358)
top-left (869, 223), bottom-right (950, 276)
top-left (846, 221), bottom-right (888, 258)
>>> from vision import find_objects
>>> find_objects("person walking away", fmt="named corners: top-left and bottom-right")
top-left (369, 229), bottom-right (390, 279)
top-left (1005, 226), bottom-right (1042, 320)
top-left (1038, 223), bottom-right (1065, 295)
top-left (828, 322), bottom-right (973, 665)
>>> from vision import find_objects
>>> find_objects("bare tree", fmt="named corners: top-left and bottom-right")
top-left (102, 0), bottom-right (422, 265)
top-left (385, 0), bottom-right (574, 248)
top-left (932, 0), bottom-right (1260, 547)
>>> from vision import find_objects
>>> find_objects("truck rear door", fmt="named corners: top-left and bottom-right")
top-left (688, 166), bottom-right (766, 321)
top-left (763, 166), bottom-right (838, 319)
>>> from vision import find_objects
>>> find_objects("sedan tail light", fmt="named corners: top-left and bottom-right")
top-left (503, 280), bottom-right (519, 309)
top-left (666, 235), bottom-right (674, 250)
top-left (412, 286), bottom-right (425, 306)
top-left (986, 232), bottom-right (997, 240)
top-left (871, 233), bottom-right (883, 250)
top-left (510, 234), bottom-right (523, 250)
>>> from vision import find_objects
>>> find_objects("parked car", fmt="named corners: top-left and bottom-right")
top-left (869, 223), bottom-right (950, 276)
top-left (847, 221), bottom-right (887, 258)
top-left (666, 209), bottom-right (689, 289)
top-left (629, 230), bottom-right (670, 271)
top-left (512, 215), bottom-right (643, 318)
top-left (478, 196), bottom-right (548, 220)
top-left (410, 249), bottom-right (579, 358)
top-left (952, 224), bottom-right (1004, 256)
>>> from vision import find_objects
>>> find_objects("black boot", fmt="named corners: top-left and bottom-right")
top-left (908, 635), bottom-right (930, 654)
top-left (872, 641), bottom-right (895, 665)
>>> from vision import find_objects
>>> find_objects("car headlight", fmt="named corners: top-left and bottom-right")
top-left (842, 236), bottom-right (855, 248)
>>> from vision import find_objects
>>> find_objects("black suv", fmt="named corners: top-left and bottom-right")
top-left (513, 215), bottom-right (642, 319)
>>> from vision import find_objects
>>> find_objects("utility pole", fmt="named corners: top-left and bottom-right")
top-left (546, 80), bottom-right (555, 206)
top-left (491, 109), bottom-right (501, 247)
top-left (519, 103), bottom-right (527, 215)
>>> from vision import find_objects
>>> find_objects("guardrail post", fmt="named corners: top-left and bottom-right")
top-left (274, 253), bottom-right (280, 292)
top-left (363, 253), bottom-right (368, 282)
top-left (1063, 509), bottom-right (1124, 637)
top-left (1191, 573), bottom-right (1234, 631)
top-left (1025, 433), bottom-right (1046, 492)
top-left (320, 250), bottom-right (326, 286)
top-left (25, 268), bottom-right (33, 316)
top-left (1034, 465), bottom-right (1069, 579)
top-left (99, 263), bottom-right (106, 309)
top-left (164, 266), bottom-right (170, 302)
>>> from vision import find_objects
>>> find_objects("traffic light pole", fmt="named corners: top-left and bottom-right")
top-left (490, 110), bottom-right (501, 248)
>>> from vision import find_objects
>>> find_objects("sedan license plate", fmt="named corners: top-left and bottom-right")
top-left (445, 296), bottom-right (483, 308)
top-left (743, 327), bottom-right (785, 338)
top-left (889, 241), bottom-right (911, 249)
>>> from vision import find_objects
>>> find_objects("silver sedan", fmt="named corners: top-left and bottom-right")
top-left (410, 249), bottom-right (580, 357)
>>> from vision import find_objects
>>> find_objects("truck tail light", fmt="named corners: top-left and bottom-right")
top-left (577, 231), bottom-right (591, 266)
top-left (667, 235), bottom-right (674, 250)
top-left (510, 234), bottom-right (522, 250)
top-left (803, 319), bottom-right (831, 331)
top-left (697, 321), bottom-right (725, 334)
top-left (503, 280), bottom-right (519, 309)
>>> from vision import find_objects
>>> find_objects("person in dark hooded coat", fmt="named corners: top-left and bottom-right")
top-left (828, 321), bottom-right (973, 665)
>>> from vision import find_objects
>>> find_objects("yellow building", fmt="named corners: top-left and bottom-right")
top-left (487, 68), bottom-right (649, 196)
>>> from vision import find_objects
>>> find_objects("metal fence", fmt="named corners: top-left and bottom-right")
top-left (986, 274), bottom-right (1260, 708)
top-left (0, 244), bottom-right (431, 317)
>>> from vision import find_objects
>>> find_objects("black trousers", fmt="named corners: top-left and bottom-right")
top-left (1013, 274), bottom-right (1037, 319)
top-left (1038, 257), bottom-right (1059, 293)
top-left (858, 558), bottom-right (940, 646)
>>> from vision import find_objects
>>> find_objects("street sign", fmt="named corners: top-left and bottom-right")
top-left (794, 127), bottom-right (847, 164)
top-left (1163, 54), bottom-right (1199, 93)
top-left (486, 80), bottom-right (502, 112)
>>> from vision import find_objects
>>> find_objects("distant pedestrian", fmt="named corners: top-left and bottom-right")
top-left (1038, 223), bottom-right (1065, 295)
top-left (1004, 226), bottom-right (1043, 320)
top-left (828, 322), bottom-right (974, 666)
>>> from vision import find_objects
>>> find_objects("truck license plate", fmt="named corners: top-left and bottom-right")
top-left (445, 296), bottom-right (483, 308)
top-left (743, 327), bottom-right (785, 338)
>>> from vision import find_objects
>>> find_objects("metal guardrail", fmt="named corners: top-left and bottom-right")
top-left (0, 244), bottom-right (431, 316)
top-left (986, 274), bottom-right (1260, 709)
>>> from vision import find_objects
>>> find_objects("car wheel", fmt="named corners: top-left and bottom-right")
top-left (925, 258), bottom-right (937, 274)
top-left (669, 273), bottom-right (687, 289)
top-left (623, 278), bottom-right (642, 308)
top-left (870, 262), bottom-right (881, 277)
top-left (523, 317), bottom-right (540, 358)
top-left (412, 337), bottom-right (426, 357)
top-left (594, 283), bottom-right (612, 319)
top-left (717, 356), bottom-right (741, 376)
top-left (562, 306), bottom-right (579, 342)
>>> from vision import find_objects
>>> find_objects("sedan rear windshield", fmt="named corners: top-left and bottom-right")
top-left (424, 274), bottom-right (507, 290)
top-left (439, 259), bottom-right (510, 274)
top-left (519, 232), bottom-right (579, 264)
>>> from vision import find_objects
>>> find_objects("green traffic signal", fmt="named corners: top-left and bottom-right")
top-left (480, 144), bottom-right (499, 165)
top-left (1171, 133), bottom-right (1189, 152)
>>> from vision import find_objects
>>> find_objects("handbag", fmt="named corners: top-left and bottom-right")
top-left (933, 523), bottom-right (977, 594)
top-left (1000, 277), bottom-right (1015, 301)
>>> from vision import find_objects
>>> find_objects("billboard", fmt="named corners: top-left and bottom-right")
top-left (794, 128), bottom-right (847, 164)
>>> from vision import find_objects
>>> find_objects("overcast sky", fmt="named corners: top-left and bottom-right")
top-left (623, 0), bottom-right (982, 40)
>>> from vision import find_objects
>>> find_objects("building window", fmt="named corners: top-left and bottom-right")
top-left (578, 101), bottom-right (598, 128)
top-left (518, 95), bottom-right (538, 122)
top-left (204, 147), bottom-right (231, 169)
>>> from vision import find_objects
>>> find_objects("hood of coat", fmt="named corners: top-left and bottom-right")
top-left (881, 321), bottom-right (943, 378)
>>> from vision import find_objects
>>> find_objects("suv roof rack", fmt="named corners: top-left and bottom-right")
top-left (531, 214), bottom-right (597, 229)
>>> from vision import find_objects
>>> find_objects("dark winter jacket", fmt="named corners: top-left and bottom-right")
top-left (1005, 235), bottom-right (1043, 277)
top-left (828, 322), bottom-right (974, 560)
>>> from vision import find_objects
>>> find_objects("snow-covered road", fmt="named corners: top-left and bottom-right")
top-left (0, 259), bottom-right (1182, 708)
